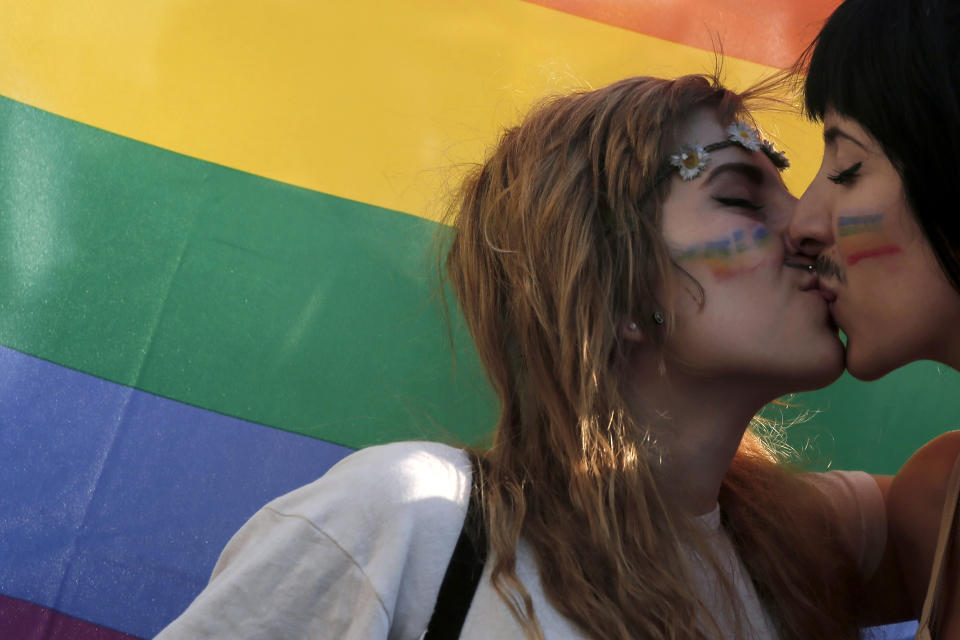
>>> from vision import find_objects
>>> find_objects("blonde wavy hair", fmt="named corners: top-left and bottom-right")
top-left (443, 75), bottom-right (861, 639)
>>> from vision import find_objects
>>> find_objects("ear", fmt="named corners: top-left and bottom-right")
top-left (618, 319), bottom-right (645, 344)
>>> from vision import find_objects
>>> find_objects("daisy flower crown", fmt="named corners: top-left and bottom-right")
top-left (666, 121), bottom-right (789, 182)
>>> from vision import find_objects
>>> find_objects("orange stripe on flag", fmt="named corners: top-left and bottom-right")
top-left (523, 0), bottom-right (841, 69)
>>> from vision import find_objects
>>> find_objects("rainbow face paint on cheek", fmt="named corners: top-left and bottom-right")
top-left (847, 246), bottom-right (903, 266)
top-left (838, 213), bottom-right (883, 235)
top-left (673, 226), bottom-right (770, 280)
top-left (837, 213), bottom-right (903, 266)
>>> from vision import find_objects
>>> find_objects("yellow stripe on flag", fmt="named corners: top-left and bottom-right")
top-left (0, 0), bottom-right (822, 221)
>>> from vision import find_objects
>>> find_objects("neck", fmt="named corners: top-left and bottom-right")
top-left (939, 321), bottom-right (960, 372)
top-left (925, 292), bottom-right (960, 371)
top-left (623, 364), bottom-right (772, 516)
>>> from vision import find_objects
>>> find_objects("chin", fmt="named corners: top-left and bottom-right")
top-left (844, 345), bottom-right (898, 382)
top-left (797, 363), bottom-right (844, 391)
top-left (792, 344), bottom-right (845, 391)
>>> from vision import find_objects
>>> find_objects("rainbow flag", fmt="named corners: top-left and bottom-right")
top-left (0, 1), bottom-right (942, 637)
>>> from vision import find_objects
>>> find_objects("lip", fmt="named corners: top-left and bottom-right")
top-left (817, 281), bottom-right (838, 303)
top-left (795, 271), bottom-right (839, 331)
top-left (786, 260), bottom-right (836, 304)
top-left (798, 272), bottom-right (819, 291)
top-left (796, 271), bottom-right (839, 306)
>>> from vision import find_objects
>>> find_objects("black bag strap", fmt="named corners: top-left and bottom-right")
top-left (423, 453), bottom-right (488, 639)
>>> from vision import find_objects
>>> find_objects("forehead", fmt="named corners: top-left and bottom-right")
top-left (672, 109), bottom-right (783, 183)
top-left (822, 108), bottom-right (879, 152)
top-left (823, 107), bottom-right (865, 132)
top-left (678, 108), bottom-right (728, 145)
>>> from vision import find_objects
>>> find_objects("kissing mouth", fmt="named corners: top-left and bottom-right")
top-left (785, 259), bottom-right (838, 305)
top-left (817, 282), bottom-right (838, 303)
top-left (784, 259), bottom-right (816, 274)
top-left (784, 259), bottom-right (821, 289)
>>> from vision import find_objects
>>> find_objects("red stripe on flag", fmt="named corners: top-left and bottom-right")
top-left (524, 0), bottom-right (841, 69)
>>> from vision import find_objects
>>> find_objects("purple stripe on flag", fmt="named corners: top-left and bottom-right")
top-left (0, 594), bottom-right (141, 640)
top-left (0, 345), bottom-right (353, 638)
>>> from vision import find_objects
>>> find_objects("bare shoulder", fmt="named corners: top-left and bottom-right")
top-left (889, 430), bottom-right (960, 546)
top-left (888, 430), bottom-right (960, 616)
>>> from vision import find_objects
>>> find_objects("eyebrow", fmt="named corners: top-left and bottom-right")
top-left (704, 162), bottom-right (765, 186)
top-left (824, 126), bottom-right (869, 151)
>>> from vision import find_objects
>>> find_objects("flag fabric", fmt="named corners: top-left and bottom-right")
top-left (0, 1), bottom-right (944, 637)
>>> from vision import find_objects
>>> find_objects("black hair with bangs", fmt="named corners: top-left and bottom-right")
top-left (801, 0), bottom-right (960, 292)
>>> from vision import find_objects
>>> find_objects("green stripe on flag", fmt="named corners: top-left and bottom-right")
top-left (0, 95), bottom-right (496, 449)
top-left (3, 95), bottom-right (959, 472)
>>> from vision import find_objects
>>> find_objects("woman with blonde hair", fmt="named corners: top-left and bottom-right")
top-left (157, 74), bottom-right (911, 639)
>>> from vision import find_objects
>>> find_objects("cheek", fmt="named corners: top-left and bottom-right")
top-left (837, 213), bottom-right (943, 346)
top-left (674, 226), bottom-right (773, 282)
top-left (842, 271), bottom-right (950, 378)
top-left (836, 211), bottom-right (904, 268)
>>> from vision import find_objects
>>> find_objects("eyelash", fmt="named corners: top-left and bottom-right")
top-left (713, 196), bottom-right (763, 211)
top-left (827, 161), bottom-right (862, 185)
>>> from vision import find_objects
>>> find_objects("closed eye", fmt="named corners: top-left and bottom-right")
top-left (713, 196), bottom-right (763, 211)
top-left (827, 161), bottom-right (862, 185)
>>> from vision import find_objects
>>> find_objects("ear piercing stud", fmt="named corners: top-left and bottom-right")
top-left (628, 314), bottom-right (665, 330)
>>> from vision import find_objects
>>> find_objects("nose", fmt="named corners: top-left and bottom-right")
top-left (785, 181), bottom-right (834, 259)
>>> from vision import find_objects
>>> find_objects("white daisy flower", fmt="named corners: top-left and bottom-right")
top-left (670, 144), bottom-right (710, 180)
top-left (761, 139), bottom-right (790, 169)
top-left (726, 121), bottom-right (762, 151)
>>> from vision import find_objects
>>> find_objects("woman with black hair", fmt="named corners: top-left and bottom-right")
top-left (787, 0), bottom-right (960, 635)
